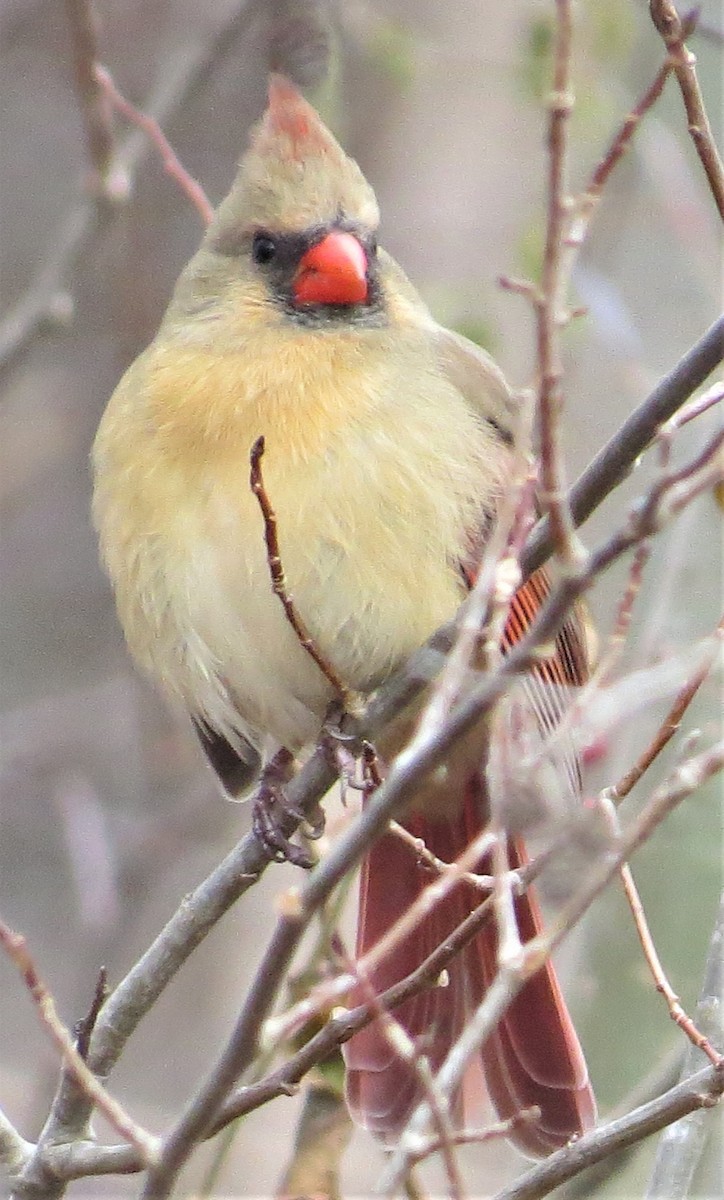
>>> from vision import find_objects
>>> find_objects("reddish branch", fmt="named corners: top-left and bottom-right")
top-left (609, 620), bottom-right (722, 802)
top-left (604, 618), bottom-right (724, 1067)
top-left (92, 64), bottom-right (214, 226)
top-left (249, 435), bottom-right (355, 707)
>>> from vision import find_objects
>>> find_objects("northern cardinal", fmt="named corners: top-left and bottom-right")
top-left (93, 76), bottom-right (595, 1154)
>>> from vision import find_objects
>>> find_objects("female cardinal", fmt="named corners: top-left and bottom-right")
top-left (93, 76), bottom-right (595, 1154)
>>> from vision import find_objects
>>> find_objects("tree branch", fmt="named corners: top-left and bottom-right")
top-left (0, 919), bottom-right (159, 1168)
top-left (646, 892), bottom-right (724, 1197)
top-left (649, 0), bottom-right (724, 219)
top-left (0, 1), bottom-right (258, 375)
top-left (63, 0), bottom-right (122, 199)
top-left (0, 1110), bottom-right (32, 1175)
top-left (522, 313), bottom-right (724, 578)
top-left (493, 1064), bottom-right (724, 1200)
top-left (535, 0), bottom-right (586, 568)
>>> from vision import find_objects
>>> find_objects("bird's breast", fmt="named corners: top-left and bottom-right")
top-left (95, 327), bottom-right (507, 752)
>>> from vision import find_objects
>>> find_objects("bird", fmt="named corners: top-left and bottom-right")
top-left (92, 74), bottom-right (596, 1156)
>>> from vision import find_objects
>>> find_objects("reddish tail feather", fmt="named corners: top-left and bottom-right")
top-left (344, 572), bottom-right (596, 1155)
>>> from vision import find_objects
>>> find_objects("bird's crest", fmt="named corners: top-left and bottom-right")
top-left (207, 75), bottom-right (379, 241)
top-left (259, 75), bottom-right (329, 159)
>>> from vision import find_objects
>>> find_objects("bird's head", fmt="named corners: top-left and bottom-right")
top-left (196, 76), bottom-right (383, 324)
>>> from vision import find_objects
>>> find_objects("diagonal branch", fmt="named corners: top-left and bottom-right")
top-left (493, 1064), bottom-right (724, 1200)
top-left (0, 918), bottom-right (159, 1167)
top-left (645, 892), bottom-right (724, 1197)
top-left (649, 0), bottom-right (724, 219)
top-left (522, 312), bottom-right (724, 578)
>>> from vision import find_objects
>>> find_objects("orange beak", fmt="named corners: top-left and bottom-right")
top-left (293, 231), bottom-right (368, 306)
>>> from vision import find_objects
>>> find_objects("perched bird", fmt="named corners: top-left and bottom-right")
top-left (93, 76), bottom-right (595, 1154)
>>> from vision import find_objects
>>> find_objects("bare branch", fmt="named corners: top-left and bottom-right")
top-left (249, 435), bottom-right (357, 708)
top-left (63, 0), bottom-right (123, 200)
top-left (620, 862), bottom-right (722, 1065)
top-left (535, 0), bottom-right (586, 568)
top-left (607, 617), bottom-right (722, 802)
top-left (565, 6), bottom-right (699, 263)
top-left (650, 0), bottom-right (724, 219)
top-left (0, 1), bottom-right (257, 374)
top-left (646, 892), bottom-right (724, 1197)
top-left (522, 313), bottom-right (724, 578)
top-left (493, 1064), bottom-right (724, 1200)
top-left (0, 1109), bottom-right (32, 1175)
top-left (409, 1112), bottom-right (542, 1169)
top-left (92, 64), bottom-right (213, 226)
top-left (0, 918), bottom-right (160, 1167)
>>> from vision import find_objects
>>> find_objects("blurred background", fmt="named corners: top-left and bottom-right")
top-left (0, 1), bottom-right (721, 1195)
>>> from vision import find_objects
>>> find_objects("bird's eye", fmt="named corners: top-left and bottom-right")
top-left (369, 236), bottom-right (378, 256)
top-left (252, 233), bottom-right (277, 265)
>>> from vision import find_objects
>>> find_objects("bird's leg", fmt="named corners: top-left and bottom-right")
top-left (252, 748), bottom-right (318, 868)
top-left (321, 702), bottom-right (384, 801)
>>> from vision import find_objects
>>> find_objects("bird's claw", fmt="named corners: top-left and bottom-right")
top-left (251, 749), bottom-right (322, 869)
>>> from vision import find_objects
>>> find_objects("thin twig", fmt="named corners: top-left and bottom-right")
top-left (0, 1), bottom-right (257, 374)
top-left (346, 948), bottom-right (465, 1200)
top-left (407, 1109), bottom-right (541, 1168)
top-left (662, 379), bottom-right (724, 434)
top-left (522, 313), bottom-right (724, 579)
top-left (607, 616), bottom-right (722, 802)
top-left (565, 6), bottom-right (699, 264)
top-left (92, 64), bottom-right (214, 226)
top-left (620, 862), bottom-right (722, 1065)
top-left (249, 435), bottom-right (356, 708)
top-left (646, 892), bottom-right (724, 1197)
top-left (388, 820), bottom-right (495, 893)
top-left (64, 0), bottom-right (123, 199)
top-left (649, 0), bottom-right (724, 220)
top-left (74, 966), bottom-right (109, 1061)
top-left (535, 0), bottom-right (586, 568)
top-left (0, 918), bottom-right (160, 1167)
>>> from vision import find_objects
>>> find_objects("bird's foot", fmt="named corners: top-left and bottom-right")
top-left (321, 703), bottom-right (384, 800)
top-left (252, 749), bottom-right (323, 869)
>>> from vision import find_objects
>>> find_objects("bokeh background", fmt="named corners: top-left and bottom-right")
top-left (1, 1), bottom-right (721, 1196)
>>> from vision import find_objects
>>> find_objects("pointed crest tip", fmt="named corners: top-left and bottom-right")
top-left (261, 73), bottom-right (327, 155)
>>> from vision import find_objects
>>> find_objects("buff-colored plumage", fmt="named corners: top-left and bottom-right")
top-left (93, 77), bottom-right (595, 1154)
top-left (93, 77), bottom-right (514, 756)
